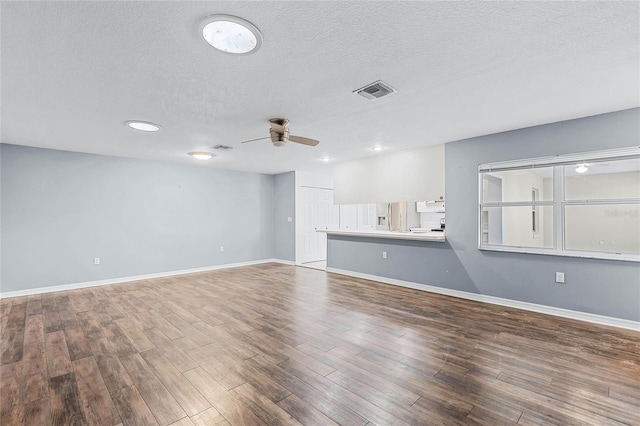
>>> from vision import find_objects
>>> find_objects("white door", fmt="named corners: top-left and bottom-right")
top-left (298, 187), bottom-right (338, 264)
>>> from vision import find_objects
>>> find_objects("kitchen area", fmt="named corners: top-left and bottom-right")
top-left (324, 143), bottom-right (445, 240)
top-left (298, 144), bottom-right (447, 271)
top-left (318, 200), bottom-right (446, 242)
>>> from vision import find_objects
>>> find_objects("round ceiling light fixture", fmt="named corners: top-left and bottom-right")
top-left (575, 163), bottom-right (590, 174)
top-left (202, 15), bottom-right (262, 55)
top-left (189, 152), bottom-right (215, 160)
top-left (371, 145), bottom-right (385, 151)
top-left (126, 121), bottom-right (161, 132)
top-left (320, 156), bottom-right (333, 162)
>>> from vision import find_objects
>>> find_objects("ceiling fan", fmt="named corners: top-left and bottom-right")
top-left (241, 118), bottom-right (319, 147)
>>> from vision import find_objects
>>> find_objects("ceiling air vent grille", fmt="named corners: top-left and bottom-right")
top-left (354, 80), bottom-right (397, 100)
top-left (212, 144), bottom-right (233, 150)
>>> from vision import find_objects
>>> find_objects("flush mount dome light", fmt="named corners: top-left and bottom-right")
top-left (575, 163), bottom-right (590, 174)
top-left (189, 152), bottom-right (215, 160)
top-left (372, 145), bottom-right (384, 151)
top-left (126, 121), bottom-right (161, 132)
top-left (202, 15), bottom-right (262, 54)
top-left (320, 156), bottom-right (333, 162)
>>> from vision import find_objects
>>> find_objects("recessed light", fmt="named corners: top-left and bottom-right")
top-left (126, 121), bottom-right (161, 132)
top-left (372, 145), bottom-right (384, 151)
top-left (202, 15), bottom-right (262, 55)
top-left (320, 156), bottom-right (333, 162)
top-left (189, 152), bottom-right (215, 160)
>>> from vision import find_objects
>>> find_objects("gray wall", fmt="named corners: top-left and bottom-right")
top-left (329, 108), bottom-right (640, 321)
top-left (1, 144), bottom-right (275, 292)
top-left (273, 171), bottom-right (295, 261)
top-left (0, 144), bottom-right (2, 285)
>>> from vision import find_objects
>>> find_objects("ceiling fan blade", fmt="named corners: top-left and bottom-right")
top-left (269, 118), bottom-right (289, 134)
top-left (289, 135), bottom-right (319, 146)
top-left (241, 137), bottom-right (270, 144)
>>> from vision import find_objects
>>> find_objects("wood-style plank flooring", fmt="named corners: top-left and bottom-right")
top-left (1, 263), bottom-right (638, 425)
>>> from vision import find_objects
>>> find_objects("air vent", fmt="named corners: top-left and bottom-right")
top-left (354, 80), bottom-right (397, 100)
top-left (212, 144), bottom-right (233, 150)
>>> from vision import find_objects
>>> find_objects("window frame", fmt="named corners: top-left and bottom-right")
top-left (531, 187), bottom-right (540, 234)
top-left (478, 147), bottom-right (640, 262)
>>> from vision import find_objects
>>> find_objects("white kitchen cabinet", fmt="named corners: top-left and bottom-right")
top-left (357, 204), bottom-right (377, 230)
top-left (339, 205), bottom-right (358, 230)
top-left (416, 201), bottom-right (445, 213)
top-left (339, 204), bottom-right (375, 230)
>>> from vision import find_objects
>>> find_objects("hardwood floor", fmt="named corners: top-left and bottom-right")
top-left (1, 263), bottom-right (638, 425)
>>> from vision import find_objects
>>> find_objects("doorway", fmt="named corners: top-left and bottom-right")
top-left (296, 186), bottom-right (339, 268)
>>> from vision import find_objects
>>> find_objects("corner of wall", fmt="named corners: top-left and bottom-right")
top-left (273, 171), bottom-right (296, 262)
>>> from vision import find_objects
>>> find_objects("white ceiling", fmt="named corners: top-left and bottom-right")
top-left (2, 1), bottom-right (638, 175)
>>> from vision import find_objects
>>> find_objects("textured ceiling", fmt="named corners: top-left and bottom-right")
top-left (2, 1), bottom-right (638, 175)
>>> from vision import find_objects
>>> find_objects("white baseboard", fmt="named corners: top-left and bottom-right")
top-left (326, 267), bottom-right (640, 331)
top-left (0, 259), bottom-right (292, 299)
top-left (4, 261), bottom-right (635, 331)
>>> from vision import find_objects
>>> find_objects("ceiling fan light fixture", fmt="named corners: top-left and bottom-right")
top-left (189, 152), bottom-right (215, 160)
top-left (202, 15), bottom-right (262, 55)
top-left (126, 121), bottom-right (161, 132)
top-left (575, 163), bottom-right (589, 173)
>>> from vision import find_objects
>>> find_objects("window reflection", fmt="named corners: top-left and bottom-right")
top-left (482, 167), bottom-right (554, 203)
top-left (564, 158), bottom-right (640, 201)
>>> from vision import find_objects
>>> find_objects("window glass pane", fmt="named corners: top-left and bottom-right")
top-left (482, 168), bottom-right (554, 203)
top-left (481, 206), bottom-right (553, 248)
top-left (565, 203), bottom-right (640, 255)
top-left (564, 157), bottom-right (640, 200)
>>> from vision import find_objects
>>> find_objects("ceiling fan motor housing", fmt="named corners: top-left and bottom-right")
top-left (270, 127), bottom-right (289, 147)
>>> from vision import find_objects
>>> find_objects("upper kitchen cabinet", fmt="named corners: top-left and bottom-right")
top-left (333, 144), bottom-right (444, 204)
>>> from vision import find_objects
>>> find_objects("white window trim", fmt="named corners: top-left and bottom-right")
top-left (478, 147), bottom-right (640, 262)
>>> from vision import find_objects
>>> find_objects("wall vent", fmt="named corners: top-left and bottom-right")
top-left (212, 144), bottom-right (233, 150)
top-left (354, 80), bottom-right (397, 100)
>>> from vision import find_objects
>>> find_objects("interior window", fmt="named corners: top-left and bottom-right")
top-left (479, 149), bottom-right (639, 261)
top-left (480, 167), bottom-right (554, 250)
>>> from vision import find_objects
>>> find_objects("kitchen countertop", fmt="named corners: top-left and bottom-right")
top-left (316, 229), bottom-right (446, 242)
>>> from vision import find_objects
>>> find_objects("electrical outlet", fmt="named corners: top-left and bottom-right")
top-left (287, 217), bottom-right (293, 223)
top-left (555, 272), bottom-right (565, 283)
top-left (93, 257), bottom-right (100, 265)
top-left (599, 240), bottom-right (605, 245)
top-left (382, 251), bottom-right (387, 259)
top-left (220, 246), bottom-right (224, 252)
top-left (610, 241), bottom-right (616, 246)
